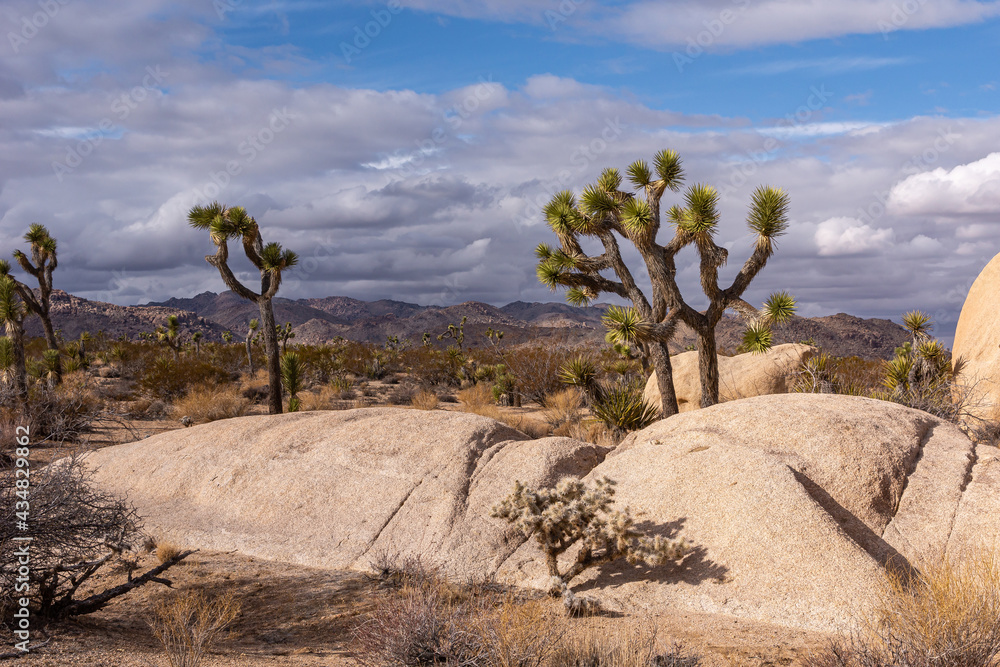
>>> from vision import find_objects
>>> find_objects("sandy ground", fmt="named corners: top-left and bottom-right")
top-left (6, 550), bottom-right (833, 666)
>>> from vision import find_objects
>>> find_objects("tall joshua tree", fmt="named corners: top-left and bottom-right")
top-left (0, 264), bottom-right (30, 406)
top-left (11, 224), bottom-right (59, 351)
top-left (537, 150), bottom-right (795, 415)
top-left (188, 203), bottom-right (297, 414)
top-left (155, 315), bottom-right (183, 360)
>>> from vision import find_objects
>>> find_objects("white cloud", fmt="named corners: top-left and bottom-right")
top-left (888, 152), bottom-right (1000, 216)
top-left (814, 217), bottom-right (895, 256)
top-left (398, 0), bottom-right (1000, 48)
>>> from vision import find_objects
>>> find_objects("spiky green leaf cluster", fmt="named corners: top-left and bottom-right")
top-left (620, 197), bottom-right (653, 235)
top-left (653, 149), bottom-right (684, 189)
top-left (280, 350), bottom-right (303, 398)
top-left (678, 184), bottom-right (719, 235)
top-left (602, 306), bottom-right (645, 345)
top-left (261, 242), bottom-right (298, 271)
top-left (902, 310), bottom-right (932, 339)
top-left (762, 291), bottom-right (797, 324)
top-left (558, 356), bottom-right (599, 390)
top-left (627, 160), bottom-right (653, 188)
top-left (580, 184), bottom-right (621, 218)
top-left (741, 320), bottom-right (773, 355)
top-left (590, 380), bottom-right (660, 434)
top-left (747, 186), bottom-right (790, 248)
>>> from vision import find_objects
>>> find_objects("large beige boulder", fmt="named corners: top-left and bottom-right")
top-left (954, 252), bottom-right (1000, 420)
top-left (499, 394), bottom-right (974, 631)
top-left (83, 409), bottom-right (608, 577)
top-left (85, 398), bottom-right (985, 633)
top-left (644, 343), bottom-right (815, 411)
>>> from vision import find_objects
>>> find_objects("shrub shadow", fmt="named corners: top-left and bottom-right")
top-left (573, 518), bottom-right (729, 592)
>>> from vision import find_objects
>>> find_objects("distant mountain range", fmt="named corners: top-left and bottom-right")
top-left (24, 290), bottom-right (910, 360)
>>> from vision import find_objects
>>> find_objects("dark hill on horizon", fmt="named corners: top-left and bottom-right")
top-left (25, 290), bottom-right (909, 360)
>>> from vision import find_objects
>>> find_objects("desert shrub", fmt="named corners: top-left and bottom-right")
top-left (505, 345), bottom-right (581, 405)
top-left (6, 380), bottom-right (103, 444)
top-left (794, 353), bottom-right (883, 396)
top-left (590, 379), bottom-right (659, 437)
top-left (492, 477), bottom-right (689, 599)
top-left (550, 623), bottom-right (700, 667)
top-left (171, 384), bottom-right (252, 424)
top-left (148, 590), bottom-right (241, 667)
top-left (804, 553), bottom-right (1000, 667)
top-left (353, 559), bottom-right (559, 667)
top-left (411, 389), bottom-right (439, 411)
top-left (388, 384), bottom-right (417, 406)
top-left (125, 397), bottom-right (169, 419)
top-left (543, 389), bottom-right (585, 431)
top-left (140, 355), bottom-right (234, 400)
top-left (0, 456), bottom-right (193, 623)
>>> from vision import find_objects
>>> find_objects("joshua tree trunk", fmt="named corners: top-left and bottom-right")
top-left (39, 312), bottom-right (57, 351)
top-left (245, 337), bottom-right (254, 375)
top-left (696, 327), bottom-right (719, 409)
top-left (259, 299), bottom-right (282, 415)
top-left (648, 341), bottom-right (679, 417)
top-left (9, 324), bottom-right (28, 408)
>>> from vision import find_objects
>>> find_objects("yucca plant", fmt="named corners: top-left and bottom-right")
top-left (41, 349), bottom-right (62, 388)
top-left (537, 151), bottom-right (795, 415)
top-left (280, 351), bottom-right (303, 412)
top-left (558, 355), bottom-right (602, 404)
top-left (0, 336), bottom-right (14, 385)
top-left (191, 331), bottom-right (203, 356)
top-left (0, 268), bottom-right (30, 404)
top-left (590, 379), bottom-right (660, 436)
top-left (189, 202), bottom-right (298, 414)
top-left (276, 322), bottom-right (295, 355)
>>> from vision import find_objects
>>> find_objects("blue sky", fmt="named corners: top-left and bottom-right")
top-left (2, 0), bottom-right (1000, 343)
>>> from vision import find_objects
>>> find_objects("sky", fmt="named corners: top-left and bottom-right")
top-left (2, 0), bottom-right (1000, 343)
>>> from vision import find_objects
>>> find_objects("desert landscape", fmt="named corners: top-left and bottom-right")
top-left (4, 2), bottom-right (1000, 666)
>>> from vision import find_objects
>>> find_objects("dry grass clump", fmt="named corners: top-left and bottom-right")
top-left (550, 623), bottom-right (700, 667)
top-left (156, 541), bottom-right (183, 564)
top-left (411, 389), bottom-right (440, 411)
top-left (543, 389), bottom-right (585, 433)
top-left (805, 552), bottom-right (1000, 667)
top-left (299, 385), bottom-right (343, 411)
top-left (171, 384), bottom-right (252, 424)
top-left (148, 590), bottom-right (241, 667)
top-left (458, 383), bottom-right (504, 420)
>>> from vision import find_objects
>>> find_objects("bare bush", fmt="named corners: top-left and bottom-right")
top-left (411, 389), bottom-right (440, 411)
top-left (148, 590), bottom-right (241, 667)
top-left (0, 456), bottom-right (193, 623)
top-left (550, 623), bottom-right (700, 667)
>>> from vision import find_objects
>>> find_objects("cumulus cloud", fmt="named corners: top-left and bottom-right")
top-left (888, 152), bottom-right (1000, 216)
top-left (814, 217), bottom-right (895, 256)
top-left (394, 0), bottom-right (1000, 48)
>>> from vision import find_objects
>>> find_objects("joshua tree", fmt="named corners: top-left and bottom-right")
top-left (245, 319), bottom-right (259, 375)
top-left (191, 331), bottom-right (203, 355)
top-left (0, 267), bottom-right (30, 405)
top-left (155, 315), bottom-right (183, 360)
top-left (276, 322), bottom-right (295, 355)
top-left (222, 330), bottom-right (233, 344)
top-left (188, 202), bottom-right (298, 414)
top-left (10, 224), bottom-right (59, 353)
top-left (537, 150), bottom-right (795, 415)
